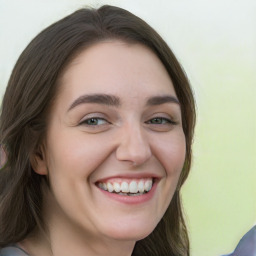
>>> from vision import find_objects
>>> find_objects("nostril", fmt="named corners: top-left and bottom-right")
top-left (115, 146), bottom-right (152, 166)
top-left (115, 125), bottom-right (152, 165)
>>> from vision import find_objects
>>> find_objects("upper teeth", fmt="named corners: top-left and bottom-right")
top-left (98, 179), bottom-right (153, 194)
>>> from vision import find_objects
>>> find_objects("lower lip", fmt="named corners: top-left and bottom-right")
top-left (97, 181), bottom-right (158, 205)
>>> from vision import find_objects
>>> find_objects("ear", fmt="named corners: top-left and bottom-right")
top-left (30, 145), bottom-right (48, 175)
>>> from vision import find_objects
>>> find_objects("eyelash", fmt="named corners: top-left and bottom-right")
top-left (146, 117), bottom-right (177, 125)
top-left (79, 117), bottom-right (109, 126)
top-left (79, 116), bottom-right (176, 127)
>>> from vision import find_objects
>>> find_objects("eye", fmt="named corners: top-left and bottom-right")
top-left (145, 116), bottom-right (178, 132)
top-left (146, 117), bottom-right (176, 125)
top-left (80, 117), bottom-right (109, 126)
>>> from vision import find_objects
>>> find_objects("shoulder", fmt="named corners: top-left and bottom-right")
top-left (0, 245), bottom-right (29, 256)
top-left (223, 226), bottom-right (256, 256)
top-left (232, 226), bottom-right (256, 255)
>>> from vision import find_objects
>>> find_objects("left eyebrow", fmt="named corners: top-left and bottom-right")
top-left (146, 95), bottom-right (180, 106)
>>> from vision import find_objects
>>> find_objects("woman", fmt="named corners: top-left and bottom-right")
top-left (0, 5), bottom-right (195, 256)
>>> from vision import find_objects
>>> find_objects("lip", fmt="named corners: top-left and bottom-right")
top-left (95, 178), bottom-right (159, 205)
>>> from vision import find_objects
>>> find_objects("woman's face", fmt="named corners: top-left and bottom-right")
top-left (36, 41), bottom-right (186, 242)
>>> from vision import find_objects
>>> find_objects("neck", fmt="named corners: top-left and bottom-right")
top-left (48, 220), bottom-right (135, 256)
top-left (21, 191), bottom-right (135, 256)
top-left (21, 217), bottom-right (135, 256)
top-left (24, 228), bottom-right (135, 256)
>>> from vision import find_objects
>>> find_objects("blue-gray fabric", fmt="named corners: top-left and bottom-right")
top-left (0, 246), bottom-right (29, 256)
top-left (222, 226), bottom-right (256, 256)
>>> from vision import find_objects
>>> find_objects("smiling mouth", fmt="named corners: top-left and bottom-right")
top-left (96, 178), bottom-right (154, 196)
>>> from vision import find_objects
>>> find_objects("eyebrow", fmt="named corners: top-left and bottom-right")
top-left (146, 95), bottom-right (180, 106)
top-left (68, 93), bottom-right (180, 111)
top-left (68, 94), bottom-right (120, 111)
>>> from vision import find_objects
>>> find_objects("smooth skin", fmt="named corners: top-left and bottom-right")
top-left (23, 41), bottom-right (186, 256)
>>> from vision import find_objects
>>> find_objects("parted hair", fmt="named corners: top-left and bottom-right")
top-left (0, 5), bottom-right (195, 256)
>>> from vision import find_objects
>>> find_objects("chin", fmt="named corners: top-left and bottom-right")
top-left (101, 220), bottom-right (157, 241)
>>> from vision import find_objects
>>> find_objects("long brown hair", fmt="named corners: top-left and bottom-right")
top-left (0, 5), bottom-right (196, 255)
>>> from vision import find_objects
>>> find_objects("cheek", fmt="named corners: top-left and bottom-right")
top-left (155, 132), bottom-right (186, 177)
top-left (150, 132), bottom-right (186, 217)
top-left (46, 132), bottom-right (113, 179)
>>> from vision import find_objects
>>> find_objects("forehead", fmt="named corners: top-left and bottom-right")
top-left (57, 40), bottom-right (176, 105)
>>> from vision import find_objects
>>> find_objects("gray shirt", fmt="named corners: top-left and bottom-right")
top-left (222, 226), bottom-right (256, 256)
top-left (0, 245), bottom-right (29, 256)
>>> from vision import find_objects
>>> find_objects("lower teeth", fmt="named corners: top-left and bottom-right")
top-left (117, 192), bottom-right (145, 196)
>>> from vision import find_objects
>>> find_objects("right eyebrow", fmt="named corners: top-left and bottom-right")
top-left (67, 93), bottom-right (121, 112)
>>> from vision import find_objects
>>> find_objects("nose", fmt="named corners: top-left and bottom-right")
top-left (115, 124), bottom-right (152, 166)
